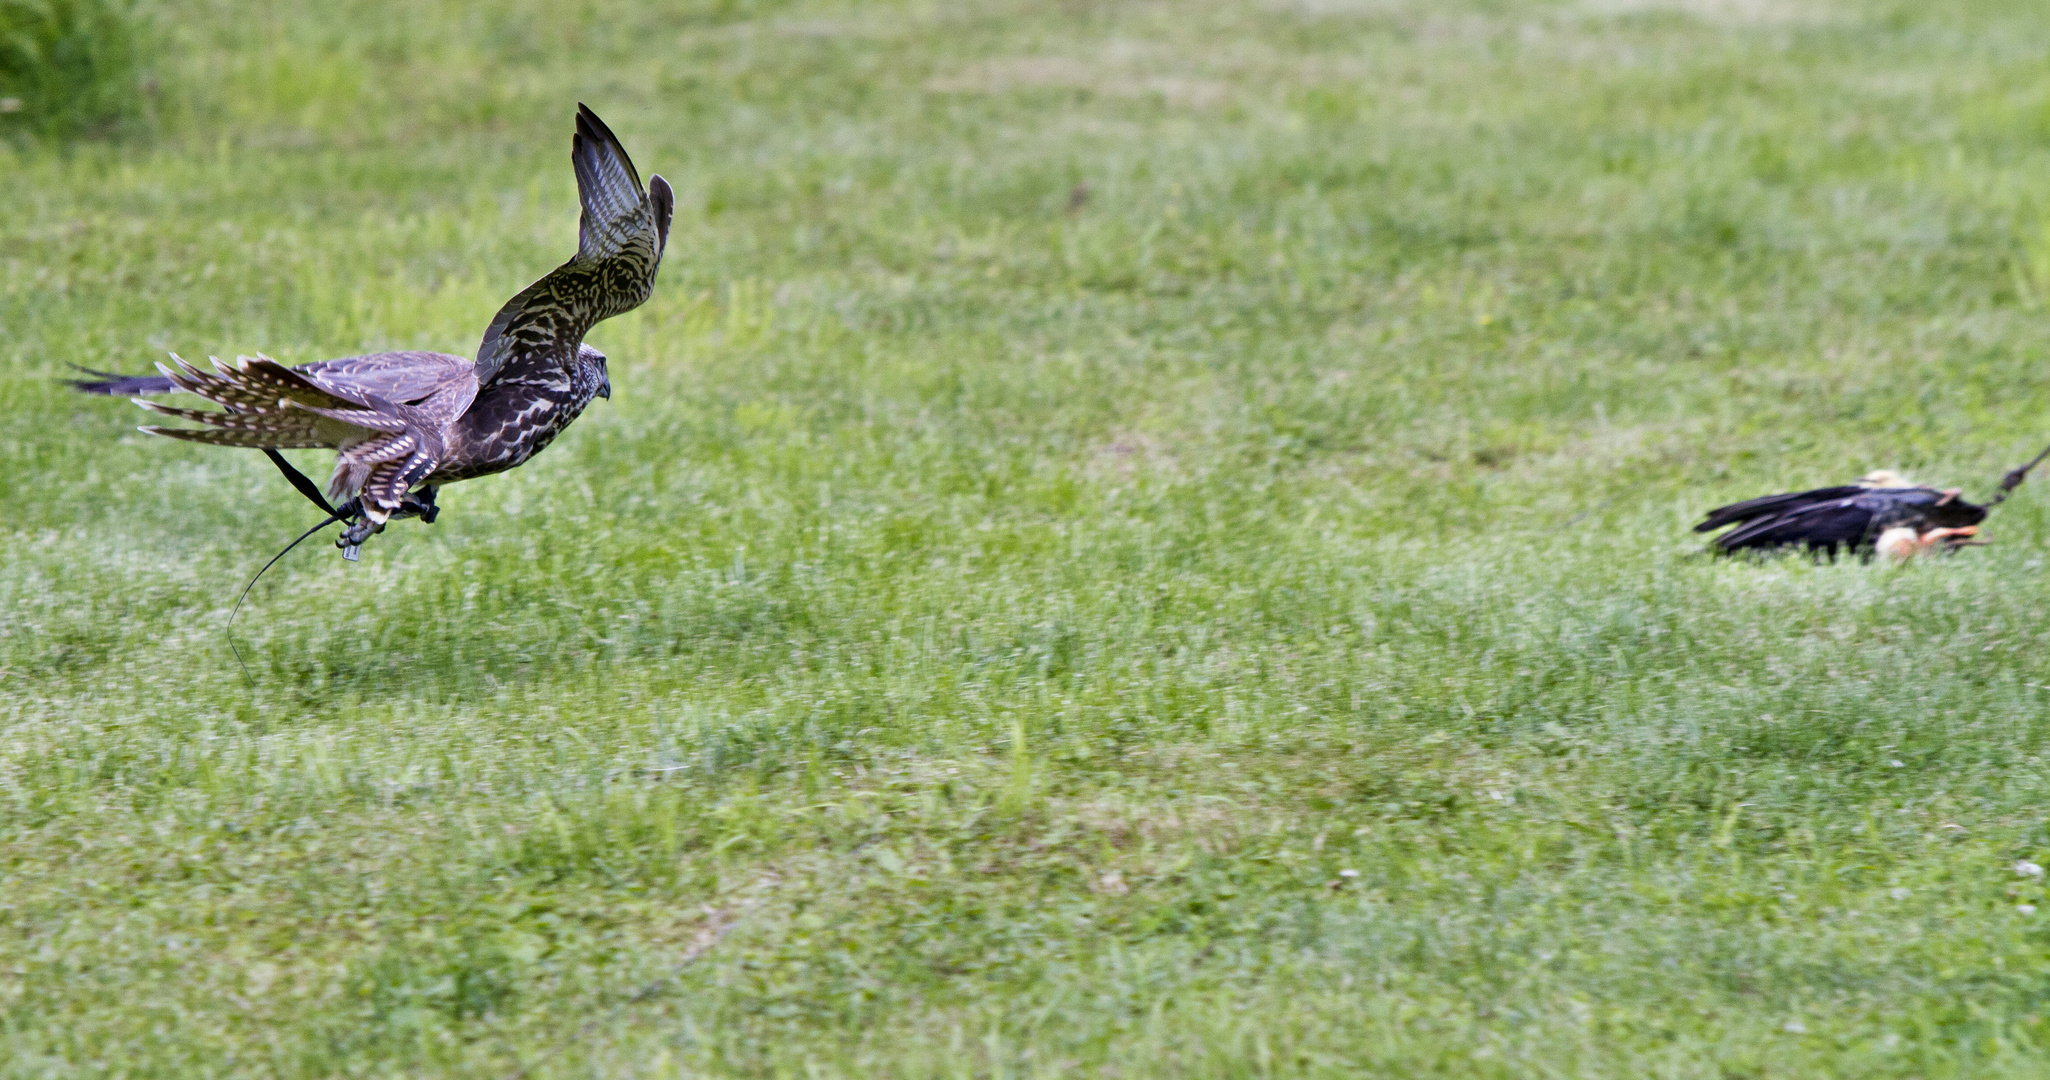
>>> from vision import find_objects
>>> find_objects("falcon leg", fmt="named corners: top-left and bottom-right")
top-left (333, 499), bottom-right (381, 561)
top-left (397, 486), bottom-right (439, 524)
top-left (331, 490), bottom-right (437, 560)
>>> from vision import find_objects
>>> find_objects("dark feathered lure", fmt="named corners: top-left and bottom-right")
top-left (1697, 441), bottom-right (2050, 561)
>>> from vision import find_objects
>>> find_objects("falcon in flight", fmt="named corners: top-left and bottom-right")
top-left (1695, 471), bottom-right (1988, 559)
top-left (71, 105), bottom-right (673, 557)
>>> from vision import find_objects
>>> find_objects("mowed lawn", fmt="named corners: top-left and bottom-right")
top-left (9, 0), bottom-right (2050, 1074)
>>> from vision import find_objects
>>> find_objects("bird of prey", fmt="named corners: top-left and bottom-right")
top-left (70, 105), bottom-right (673, 558)
top-left (1695, 471), bottom-right (1990, 559)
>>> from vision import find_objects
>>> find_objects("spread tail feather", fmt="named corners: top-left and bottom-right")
top-left (135, 398), bottom-right (328, 439)
top-left (67, 365), bottom-right (177, 396)
top-left (285, 398), bottom-right (407, 433)
top-left (208, 354), bottom-right (363, 411)
top-left (155, 355), bottom-right (292, 411)
top-left (139, 425), bottom-right (334, 449)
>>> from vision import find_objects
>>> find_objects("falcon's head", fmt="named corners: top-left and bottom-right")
top-left (578, 343), bottom-right (611, 400)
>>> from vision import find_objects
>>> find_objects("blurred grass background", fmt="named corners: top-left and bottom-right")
top-left (0, 0), bottom-right (153, 141)
top-left (10, 0), bottom-right (2050, 1075)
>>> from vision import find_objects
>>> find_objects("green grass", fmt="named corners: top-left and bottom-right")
top-left (11, 0), bottom-right (2050, 1074)
top-left (0, 0), bottom-right (153, 141)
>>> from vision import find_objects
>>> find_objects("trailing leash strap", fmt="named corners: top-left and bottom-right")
top-left (226, 507), bottom-right (350, 688)
top-left (259, 449), bottom-right (369, 560)
top-left (226, 450), bottom-right (366, 686)
top-left (261, 448), bottom-right (338, 516)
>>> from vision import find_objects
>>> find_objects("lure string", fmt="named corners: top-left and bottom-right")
top-left (262, 448), bottom-right (338, 515)
top-left (226, 449), bottom-right (355, 687)
top-left (1988, 438), bottom-right (2050, 507)
top-left (227, 509), bottom-right (347, 688)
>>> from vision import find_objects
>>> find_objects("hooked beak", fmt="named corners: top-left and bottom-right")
top-left (598, 376), bottom-right (612, 400)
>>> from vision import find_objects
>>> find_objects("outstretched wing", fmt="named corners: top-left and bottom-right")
top-left (1693, 485), bottom-right (1865, 534)
top-left (295, 350), bottom-right (478, 410)
top-left (72, 350), bottom-right (474, 408)
top-left (67, 367), bottom-right (178, 396)
top-left (473, 104), bottom-right (674, 388)
top-left (116, 351), bottom-right (479, 519)
top-left (1709, 495), bottom-right (1878, 553)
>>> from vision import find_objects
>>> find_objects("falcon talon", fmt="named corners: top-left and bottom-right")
top-left (336, 517), bottom-right (381, 552)
top-left (66, 105), bottom-right (671, 563)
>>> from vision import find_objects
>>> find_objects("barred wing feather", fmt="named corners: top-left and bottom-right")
top-left (473, 104), bottom-right (673, 388)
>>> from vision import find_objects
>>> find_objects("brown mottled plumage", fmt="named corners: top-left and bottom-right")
top-left (70, 105), bottom-right (673, 554)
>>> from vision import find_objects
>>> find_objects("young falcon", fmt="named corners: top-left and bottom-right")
top-left (70, 104), bottom-right (673, 557)
top-left (1694, 471), bottom-right (1990, 559)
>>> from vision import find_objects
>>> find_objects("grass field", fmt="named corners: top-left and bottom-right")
top-left (9, 0), bottom-right (2050, 1074)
